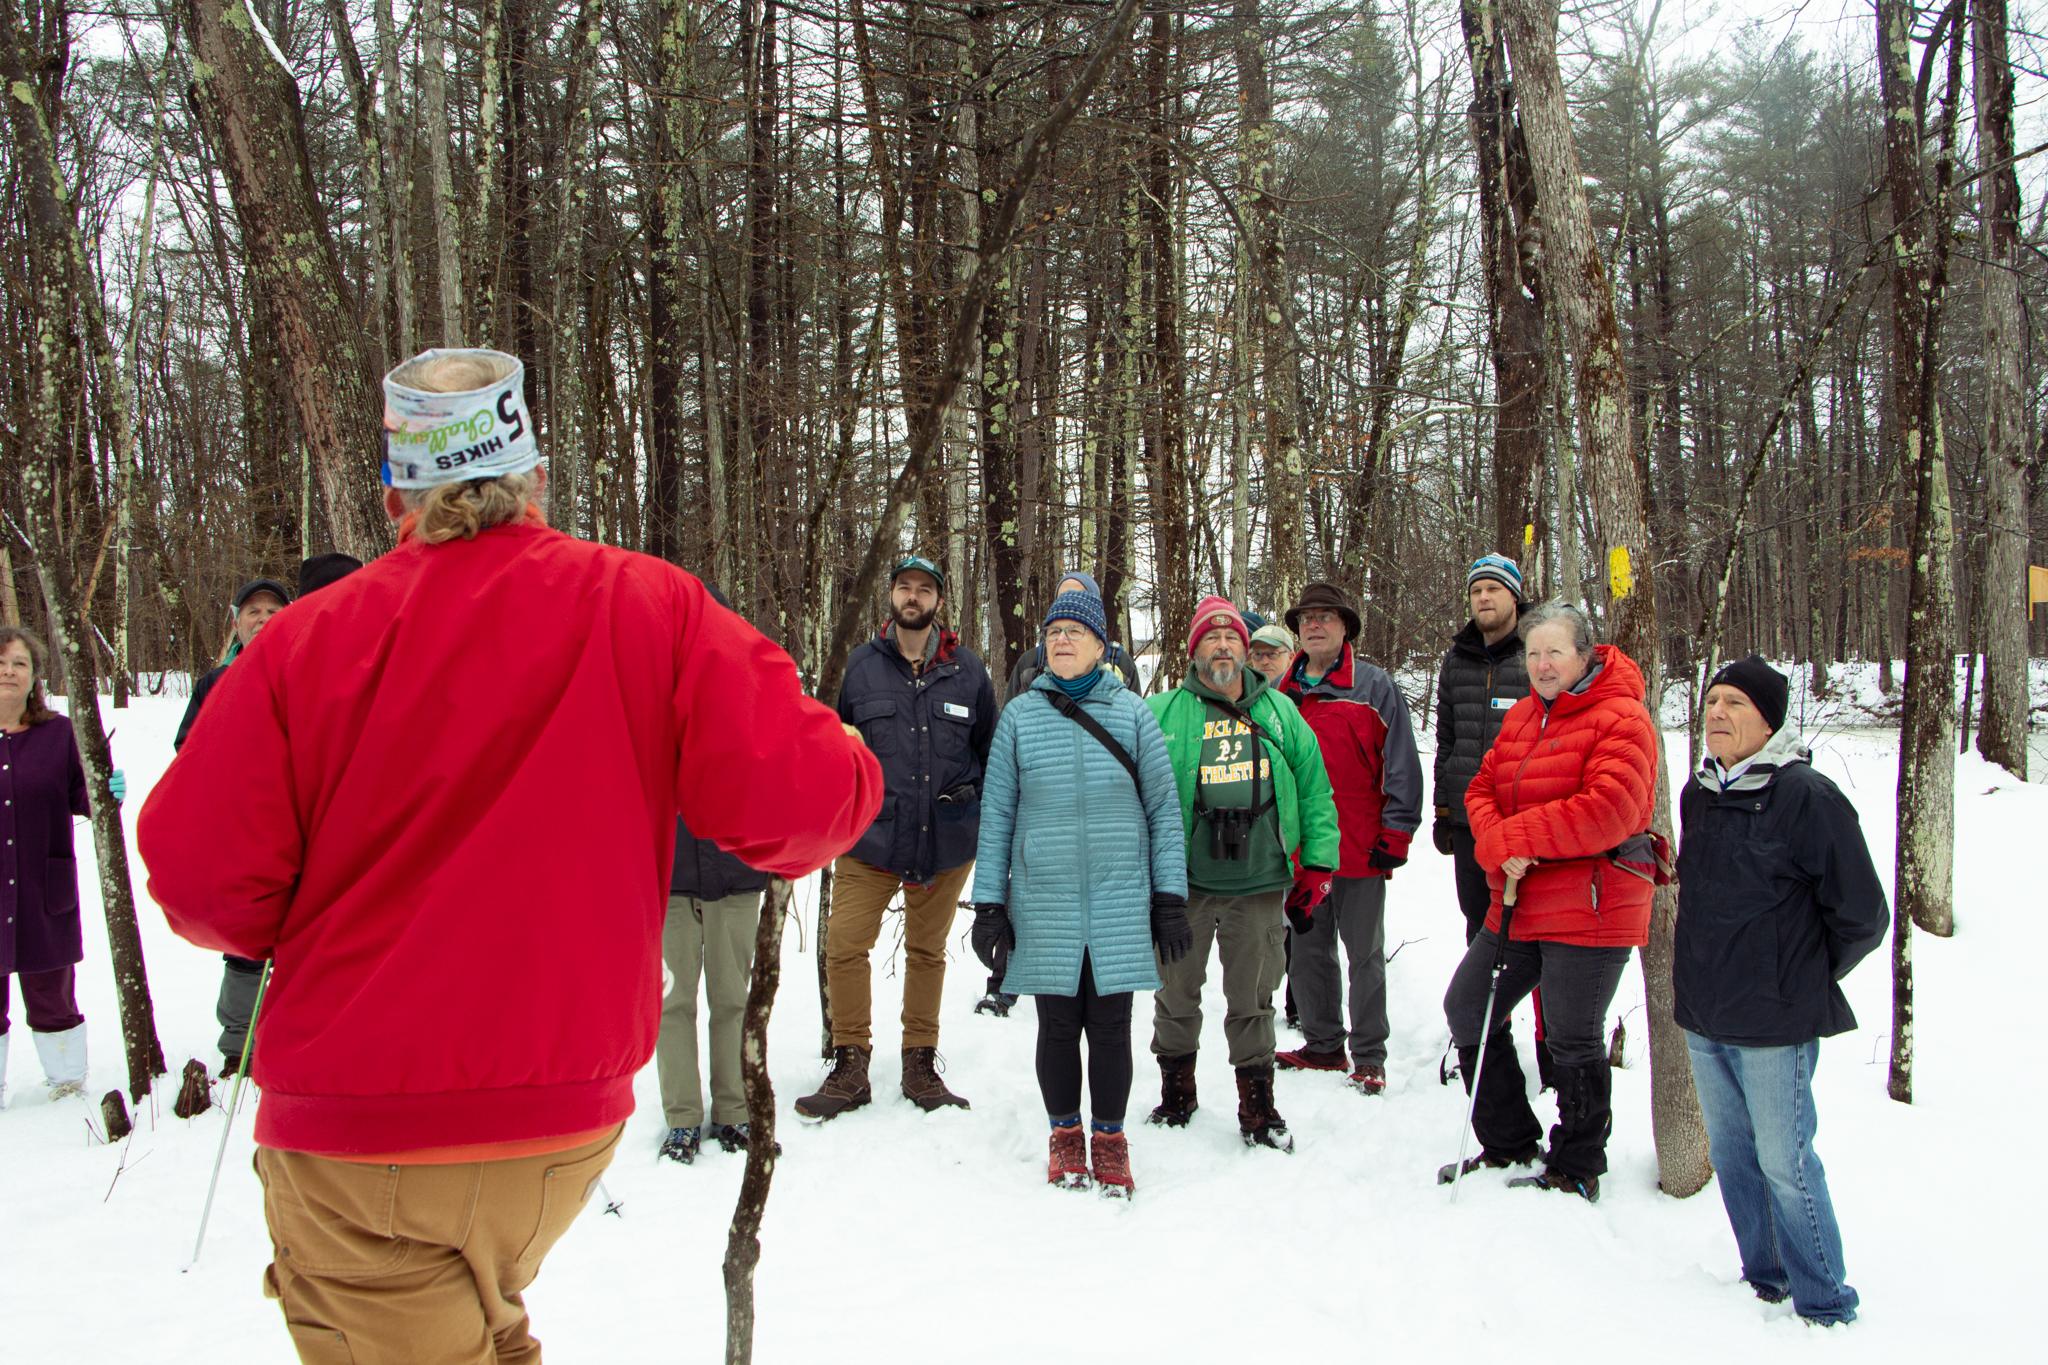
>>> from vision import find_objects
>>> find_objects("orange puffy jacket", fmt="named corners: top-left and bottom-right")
top-left (1465, 644), bottom-right (1658, 947)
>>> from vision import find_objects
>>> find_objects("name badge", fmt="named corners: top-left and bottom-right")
top-left (1490, 697), bottom-right (1515, 710)
top-left (944, 702), bottom-right (972, 719)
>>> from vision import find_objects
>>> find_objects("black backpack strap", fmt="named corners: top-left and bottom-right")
top-left (1042, 690), bottom-right (1143, 793)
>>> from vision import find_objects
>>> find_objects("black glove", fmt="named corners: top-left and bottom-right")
top-left (1368, 833), bottom-right (1410, 874)
top-left (970, 903), bottom-right (1014, 970)
top-left (1432, 809), bottom-right (1455, 857)
top-left (1150, 893), bottom-right (1192, 964)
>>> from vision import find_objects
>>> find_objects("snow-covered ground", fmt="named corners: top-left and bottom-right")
top-left (1, 693), bottom-right (2039, 1361)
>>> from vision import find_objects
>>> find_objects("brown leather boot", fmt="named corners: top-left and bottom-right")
top-left (1235, 1064), bottom-right (1293, 1152)
top-left (794, 1045), bottom-right (872, 1121)
top-left (1147, 1053), bottom-right (1198, 1127)
top-left (900, 1046), bottom-right (969, 1111)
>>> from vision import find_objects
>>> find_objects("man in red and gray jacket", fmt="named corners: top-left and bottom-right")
top-left (1273, 582), bottom-right (1422, 1095)
top-left (140, 348), bottom-right (881, 1363)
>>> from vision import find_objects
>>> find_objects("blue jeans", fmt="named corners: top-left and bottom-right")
top-left (1684, 1032), bottom-right (1858, 1324)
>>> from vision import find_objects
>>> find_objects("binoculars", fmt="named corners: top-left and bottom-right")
top-left (1207, 807), bottom-right (1258, 862)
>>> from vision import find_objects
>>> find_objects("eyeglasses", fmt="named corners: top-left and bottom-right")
top-left (1045, 624), bottom-right (1094, 642)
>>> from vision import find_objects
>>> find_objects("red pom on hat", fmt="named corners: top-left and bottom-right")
top-left (1187, 596), bottom-right (1250, 657)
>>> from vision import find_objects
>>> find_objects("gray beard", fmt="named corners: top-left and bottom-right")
top-left (1201, 657), bottom-right (1241, 691)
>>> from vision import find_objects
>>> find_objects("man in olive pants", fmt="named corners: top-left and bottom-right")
top-left (656, 883), bottom-right (762, 1163)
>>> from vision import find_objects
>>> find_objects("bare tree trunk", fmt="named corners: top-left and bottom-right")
top-left (1460, 0), bottom-right (1547, 560)
top-left (1973, 0), bottom-right (2029, 780)
top-left (723, 877), bottom-right (790, 1364)
top-left (421, 0), bottom-right (462, 344)
top-left (181, 0), bottom-right (390, 561)
top-left (0, 0), bottom-right (167, 1098)
top-left (1497, 0), bottom-right (1710, 1199)
top-left (375, 0), bottom-right (414, 358)
top-left (1879, 0), bottom-right (1960, 959)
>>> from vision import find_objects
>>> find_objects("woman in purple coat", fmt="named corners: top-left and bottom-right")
top-left (0, 626), bottom-right (100, 1106)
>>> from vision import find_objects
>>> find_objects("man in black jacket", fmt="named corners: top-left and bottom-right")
top-left (1675, 656), bottom-right (1887, 1327)
top-left (800, 555), bottom-right (996, 1119)
top-left (175, 561), bottom-right (359, 1075)
top-left (1430, 553), bottom-right (1527, 943)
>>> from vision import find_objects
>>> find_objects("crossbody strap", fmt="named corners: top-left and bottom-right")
top-left (1042, 690), bottom-right (1143, 794)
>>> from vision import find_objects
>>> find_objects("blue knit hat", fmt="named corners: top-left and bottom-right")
top-left (1467, 553), bottom-right (1524, 602)
top-left (1044, 590), bottom-right (1108, 645)
top-left (1058, 568), bottom-right (1102, 598)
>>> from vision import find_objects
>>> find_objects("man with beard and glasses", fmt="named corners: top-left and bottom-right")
top-left (1143, 596), bottom-right (1338, 1151)
top-left (799, 555), bottom-right (997, 1120)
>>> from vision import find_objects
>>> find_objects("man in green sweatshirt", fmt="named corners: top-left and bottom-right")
top-left (1145, 595), bottom-right (1340, 1151)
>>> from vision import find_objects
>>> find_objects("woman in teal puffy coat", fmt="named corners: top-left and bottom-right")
top-left (971, 591), bottom-right (1190, 1197)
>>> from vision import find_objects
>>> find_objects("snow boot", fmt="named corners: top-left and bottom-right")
top-left (660, 1126), bottom-right (702, 1164)
top-left (1090, 1127), bottom-right (1134, 1199)
top-left (1459, 1038), bottom-right (1544, 1157)
top-left (1542, 1060), bottom-right (1613, 1189)
top-left (901, 1046), bottom-right (969, 1111)
top-left (973, 992), bottom-right (1017, 1018)
top-left (172, 1059), bottom-right (213, 1119)
top-left (1275, 1044), bottom-right (1345, 1072)
top-left (34, 1023), bottom-right (86, 1099)
top-left (1235, 1065), bottom-right (1293, 1153)
top-left (1047, 1122), bottom-right (1090, 1189)
top-left (794, 1045), bottom-right (873, 1121)
top-left (1436, 1141), bottom-right (1542, 1185)
top-left (713, 1122), bottom-right (780, 1155)
top-left (1347, 1062), bottom-right (1387, 1096)
top-left (1147, 1053), bottom-right (1198, 1127)
top-left (1507, 1167), bottom-right (1600, 1203)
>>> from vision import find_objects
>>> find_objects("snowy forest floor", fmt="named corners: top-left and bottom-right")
top-left (1, 693), bottom-right (2040, 1362)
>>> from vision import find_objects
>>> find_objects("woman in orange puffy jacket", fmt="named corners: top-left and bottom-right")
top-left (1439, 603), bottom-right (1658, 1203)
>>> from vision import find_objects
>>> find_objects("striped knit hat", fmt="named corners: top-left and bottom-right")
top-left (1044, 590), bottom-right (1108, 645)
top-left (1466, 553), bottom-right (1524, 602)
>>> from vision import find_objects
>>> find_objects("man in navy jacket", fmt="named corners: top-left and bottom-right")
top-left (800, 556), bottom-right (995, 1119)
top-left (1675, 656), bottom-right (1887, 1327)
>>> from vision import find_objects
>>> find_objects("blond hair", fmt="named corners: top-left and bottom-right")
top-left (394, 351), bottom-right (543, 544)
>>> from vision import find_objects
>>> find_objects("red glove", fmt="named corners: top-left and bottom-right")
top-left (1285, 866), bottom-right (1333, 933)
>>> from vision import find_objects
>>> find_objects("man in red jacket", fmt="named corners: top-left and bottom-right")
top-left (140, 348), bottom-right (882, 1364)
top-left (1272, 583), bottom-right (1422, 1095)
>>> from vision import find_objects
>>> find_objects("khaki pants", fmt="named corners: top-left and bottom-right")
top-left (657, 891), bottom-right (762, 1128)
top-left (255, 1127), bottom-right (622, 1364)
top-left (1150, 889), bottom-right (1288, 1069)
top-left (825, 856), bottom-right (973, 1049)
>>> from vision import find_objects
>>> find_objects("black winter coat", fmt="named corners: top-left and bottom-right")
top-left (1673, 734), bottom-right (1889, 1047)
top-left (837, 625), bottom-right (996, 882)
top-left (1431, 621), bottom-right (1527, 826)
top-left (174, 663), bottom-right (230, 751)
top-left (672, 813), bottom-right (770, 901)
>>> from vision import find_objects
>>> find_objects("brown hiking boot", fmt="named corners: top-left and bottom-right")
top-left (900, 1046), bottom-right (969, 1111)
top-left (171, 1059), bottom-right (213, 1120)
top-left (1048, 1124), bottom-right (1090, 1189)
top-left (794, 1045), bottom-right (872, 1121)
top-left (1235, 1064), bottom-right (1293, 1152)
top-left (1147, 1053), bottom-right (1198, 1127)
top-left (1090, 1128), bottom-right (1135, 1198)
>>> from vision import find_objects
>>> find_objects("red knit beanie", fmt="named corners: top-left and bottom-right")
top-left (1187, 596), bottom-right (1249, 657)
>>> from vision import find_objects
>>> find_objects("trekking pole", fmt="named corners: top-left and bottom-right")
top-left (184, 961), bottom-right (271, 1272)
top-left (1450, 877), bottom-right (1517, 1205)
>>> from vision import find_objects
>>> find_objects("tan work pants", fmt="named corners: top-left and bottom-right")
top-left (825, 856), bottom-right (973, 1049)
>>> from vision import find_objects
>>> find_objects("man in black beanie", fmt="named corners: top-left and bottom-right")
top-left (1674, 654), bottom-right (1887, 1326)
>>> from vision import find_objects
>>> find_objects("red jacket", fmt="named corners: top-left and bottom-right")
top-left (1466, 644), bottom-right (1657, 947)
top-left (139, 521), bottom-right (881, 1155)
top-left (1281, 644), bottom-right (1423, 878)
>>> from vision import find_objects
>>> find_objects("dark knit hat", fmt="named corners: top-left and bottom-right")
top-left (1284, 581), bottom-right (1361, 642)
top-left (1708, 655), bottom-right (1789, 734)
top-left (1467, 553), bottom-right (1524, 602)
top-left (891, 554), bottom-right (946, 594)
top-left (1242, 609), bottom-right (1269, 633)
top-left (1044, 590), bottom-right (1108, 645)
top-left (297, 553), bottom-right (364, 598)
top-left (230, 578), bottom-right (293, 613)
